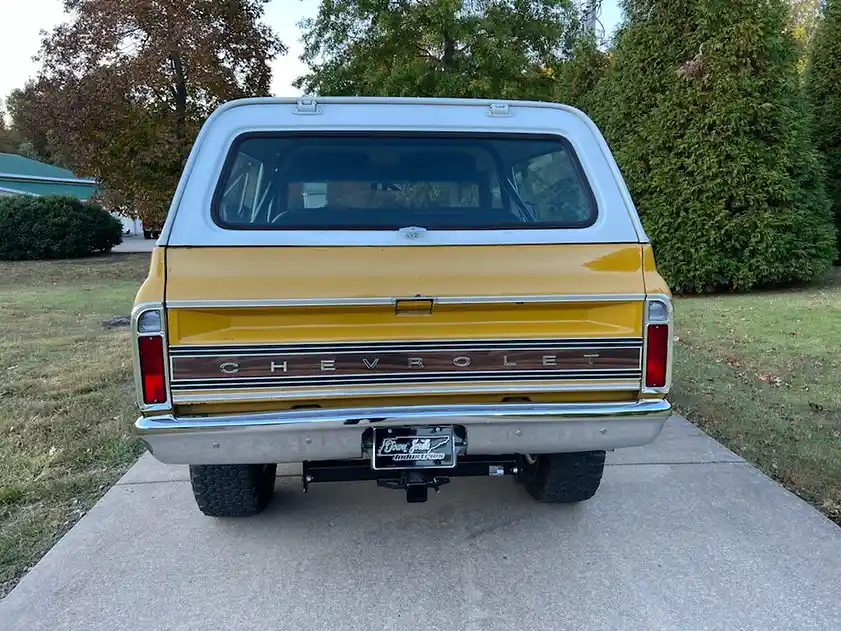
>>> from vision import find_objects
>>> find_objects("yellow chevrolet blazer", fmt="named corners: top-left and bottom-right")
top-left (132, 96), bottom-right (673, 516)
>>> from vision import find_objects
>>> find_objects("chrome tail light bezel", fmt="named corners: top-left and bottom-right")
top-left (131, 302), bottom-right (172, 413)
top-left (642, 294), bottom-right (674, 395)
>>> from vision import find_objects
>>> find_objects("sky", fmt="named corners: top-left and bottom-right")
top-left (0, 0), bottom-right (622, 106)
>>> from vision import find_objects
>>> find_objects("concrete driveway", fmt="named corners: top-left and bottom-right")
top-left (2, 416), bottom-right (840, 631)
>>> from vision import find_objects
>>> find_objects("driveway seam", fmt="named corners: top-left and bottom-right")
top-left (607, 459), bottom-right (744, 466)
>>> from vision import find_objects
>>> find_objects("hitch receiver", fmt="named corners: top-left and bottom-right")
top-left (406, 483), bottom-right (428, 503)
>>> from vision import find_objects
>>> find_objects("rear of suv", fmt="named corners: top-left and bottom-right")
top-left (132, 96), bottom-right (673, 516)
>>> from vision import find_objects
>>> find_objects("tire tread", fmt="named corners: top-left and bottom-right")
top-left (189, 463), bottom-right (276, 517)
top-left (522, 451), bottom-right (606, 503)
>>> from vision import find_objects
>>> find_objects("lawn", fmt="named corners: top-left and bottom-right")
top-left (0, 254), bottom-right (838, 597)
top-left (671, 269), bottom-right (841, 524)
top-left (0, 254), bottom-right (150, 597)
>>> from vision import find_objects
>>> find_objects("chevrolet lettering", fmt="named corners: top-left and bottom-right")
top-left (132, 96), bottom-right (673, 515)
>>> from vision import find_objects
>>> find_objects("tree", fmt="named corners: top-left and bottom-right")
top-left (296, 0), bottom-right (583, 101)
top-left (551, 34), bottom-right (608, 111)
top-left (0, 100), bottom-right (20, 154)
top-left (589, 0), bottom-right (836, 293)
top-left (5, 84), bottom-right (69, 165)
top-left (806, 0), bottom-right (841, 260)
top-left (789, 0), bottom-right (823, 59)
top-left (34, 0), bottom-right (284, 228)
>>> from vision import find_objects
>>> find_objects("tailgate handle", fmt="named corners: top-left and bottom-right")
top-left (394, 298), bottom-right (434, 316)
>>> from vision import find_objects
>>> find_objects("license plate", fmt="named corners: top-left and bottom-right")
top-left (372, 426), bottom-right (456, 470)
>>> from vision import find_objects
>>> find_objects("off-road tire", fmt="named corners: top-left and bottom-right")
top-left (517, 451), bottom-right (606, 503)
top-left (189, 463), bottom-right (277, 517)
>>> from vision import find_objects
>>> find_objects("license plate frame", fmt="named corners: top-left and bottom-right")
top-left (372, 426), bottom-right (457, 471)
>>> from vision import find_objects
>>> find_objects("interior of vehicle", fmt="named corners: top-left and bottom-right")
top-left (214, 134), bottom-right (596, 230)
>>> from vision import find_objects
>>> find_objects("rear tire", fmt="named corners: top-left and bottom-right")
top-left (189, 463), bottom-right (277, 517)
top-left (517, 451), bottom-right (605, 503)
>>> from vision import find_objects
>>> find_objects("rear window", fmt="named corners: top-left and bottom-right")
top-left (212, 133), bottom-right (597, 230)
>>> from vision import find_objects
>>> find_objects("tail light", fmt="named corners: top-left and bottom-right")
top-left (136, 308), bottom-right (168, 406)
top-left (644, 299), bottom-right (671, 390)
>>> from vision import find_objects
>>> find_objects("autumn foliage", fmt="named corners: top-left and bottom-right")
top-left (30, 0), bottom-right (284, 229)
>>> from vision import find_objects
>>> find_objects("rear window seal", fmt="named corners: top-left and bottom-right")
top-left (209, 131), bottom-right (599, 232)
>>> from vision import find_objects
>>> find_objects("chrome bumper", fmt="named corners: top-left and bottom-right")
top-left (135, 400), bottom-right (671, 465)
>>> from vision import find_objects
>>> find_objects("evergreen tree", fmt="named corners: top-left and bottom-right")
top-left (552, 35), bottom-right (608, 112)
top-left (591, 0), bottom-right (836, 293)
top-left (805, 0), bottom-right (841, 260)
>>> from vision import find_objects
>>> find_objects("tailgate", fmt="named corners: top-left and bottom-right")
top-left (163, 244), bottom-right (646, 409)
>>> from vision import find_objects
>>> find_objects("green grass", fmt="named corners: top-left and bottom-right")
top-left (0, 254), bottom-right (150, 597)
top-left (672, 269), bottom-right (841, 524)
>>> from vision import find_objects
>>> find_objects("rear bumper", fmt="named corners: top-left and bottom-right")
top-left (135, 399), bottom-right (671, 465)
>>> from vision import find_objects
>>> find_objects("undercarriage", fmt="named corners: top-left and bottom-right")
top-left (302, 455), bottom-right (521, 503)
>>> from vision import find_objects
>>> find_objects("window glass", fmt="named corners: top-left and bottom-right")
top-left (213, 134), bottom-right (596, 230)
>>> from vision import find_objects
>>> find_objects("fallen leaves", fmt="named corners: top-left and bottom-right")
top-left (758, 373), bottom-right (783, 386)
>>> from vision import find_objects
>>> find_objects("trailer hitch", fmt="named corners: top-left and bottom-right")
top-left (301, 455), bottom-right (517, 502)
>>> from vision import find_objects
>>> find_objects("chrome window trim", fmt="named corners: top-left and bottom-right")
top-left (164, 293), bottom-right (646, 310)
top-left (210, 131), bottom-right (600, 233)
top-left (159, 97), bottom-right (648, 247)
top-left (641, 293), bottom-right (674, 395)
top-left (131, 302), bottom-right (173, 413)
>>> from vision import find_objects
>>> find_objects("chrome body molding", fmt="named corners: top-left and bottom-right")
top-left (170, 379), bottom-right (643, 404)
top-left (136, 399), bottom-right (672, 465)
top-left (167, 337), bottom-right (645, 396)
top-left (164, 293), bottom-right (646, 309)
top-left (168, 336), bottom-right (645, 355)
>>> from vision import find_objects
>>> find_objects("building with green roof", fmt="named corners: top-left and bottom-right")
top-left (0, 152), bottom-right (142, 235)
top-left (0, 152), bottom-right (99, 199)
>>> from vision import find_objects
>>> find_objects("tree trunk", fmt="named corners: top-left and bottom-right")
top-left (442, 35), bottom-right (455, 70)
top-left (170, 50), bottom-right (188, 163)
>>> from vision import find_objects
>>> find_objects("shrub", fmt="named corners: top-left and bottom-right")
top-left (552, 35), bottom-right (609, 113)
top-left (0, 195), bottom-right (123, 260)
top-left (590, 0), bottom-right (837, 293)
top-left (805, 0), bottom-right (841, 262)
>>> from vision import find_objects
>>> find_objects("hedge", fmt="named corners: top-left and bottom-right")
top-left (805, 0), bottom-right (841, 261)
top-left (0, 195), bottom-right (123, 260)
top-left (589, 0), bottom-right (837, 293)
